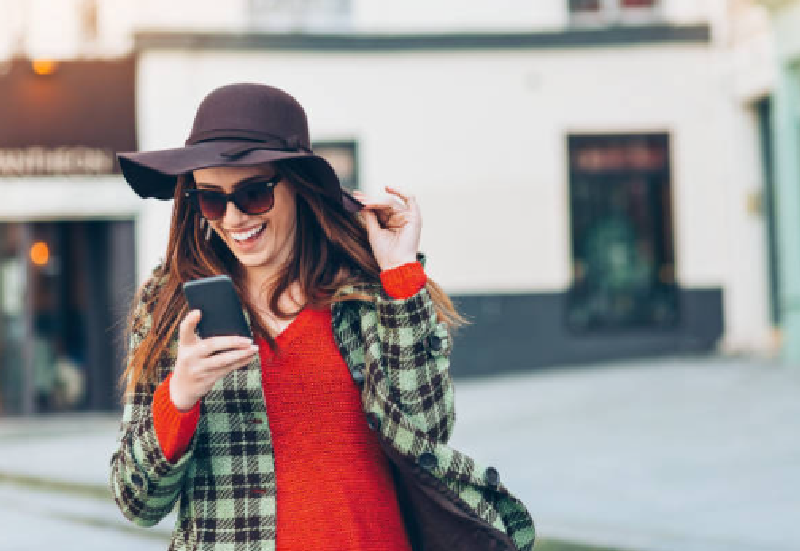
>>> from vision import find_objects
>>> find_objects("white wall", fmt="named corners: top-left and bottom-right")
top-left (133, 41), bottom-right (773, 352)
top-left (353, 0), bottom-right (567, 32)
top-left (717, 0), bottom-right (778, 353)
top-left (0, 0), bottom-right (719, 61)
top-left (661, 0), bottom-right (715, 26)
top-left (0, 0), bottom-right (249, 60)
top-left (772, 1), bottom-right (800, 60)
top-left (0, 177), bottom-right (140, 220)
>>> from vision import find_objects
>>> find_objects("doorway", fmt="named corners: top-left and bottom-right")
top-left (0, 220), bottom-right (135, 416)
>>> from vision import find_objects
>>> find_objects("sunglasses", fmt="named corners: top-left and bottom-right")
top-left (184, 175), bottom-right (282, 221)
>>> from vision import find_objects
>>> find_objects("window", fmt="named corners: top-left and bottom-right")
top-left (569, 0), bottom-right (660, 25)
top-left (569, 0), bottom-right (602, 14)
top-left (312, 140), bottom-right (359, 191)
top-left (566, 134), bottom-right (678, 331)
top-left (620, 0), bottom-right (657, 7)
top-left (248, 0), bottom-right (351, 31)
top-left (0, 220), bottom-right (136, 416)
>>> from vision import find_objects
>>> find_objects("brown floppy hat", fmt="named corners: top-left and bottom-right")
top-left (117, 82), bottom-right (363, 213)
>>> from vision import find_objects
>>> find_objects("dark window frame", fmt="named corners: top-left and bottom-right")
top-left (569, 0), bottom-right (661, 26)
top-left (565, 132), bottom-right (679, 333)
top-left (311, 139), bottom-right (359, 191)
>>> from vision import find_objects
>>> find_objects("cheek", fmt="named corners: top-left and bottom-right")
top-left (275, 211), bottom-right (297, 238)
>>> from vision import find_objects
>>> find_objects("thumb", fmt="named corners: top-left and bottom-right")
top-left (179, 309), bottom-right (202, 345)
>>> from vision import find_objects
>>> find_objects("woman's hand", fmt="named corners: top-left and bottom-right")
top-left (170, 310), bottom-right (259, 412)
top-left (354, 186), bottom-right (422, 270)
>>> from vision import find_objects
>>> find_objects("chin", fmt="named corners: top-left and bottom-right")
top-left (230, 247), bottom-right (272, 267)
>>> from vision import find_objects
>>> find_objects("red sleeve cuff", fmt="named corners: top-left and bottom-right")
top-left (380, 261), bottom-right (427, 299)
top-left (152, 372), bottom-right (200, 464)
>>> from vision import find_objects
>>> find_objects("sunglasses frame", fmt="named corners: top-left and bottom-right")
top-left (184, 174), bottom-right (282, 221)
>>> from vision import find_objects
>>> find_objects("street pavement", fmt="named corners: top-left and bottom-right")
top-left (0, 355), bottom-right (797, 551)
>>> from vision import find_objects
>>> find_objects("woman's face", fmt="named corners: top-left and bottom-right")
top-left (192, 164), bottom-right (297, 274)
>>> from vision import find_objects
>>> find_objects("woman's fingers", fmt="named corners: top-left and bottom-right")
top-left (199, 345), bottom-right (259, 372)
top-left (354, 192), bottom-right (411, 229)
top-left (353, 189), bottom-right (406, 211)
top-left (179, 310), bottom-right (203, 345)
top-left (385, 186), bottom-right (420, 218)
top-left (198, 335), bottom-right (255, 357)
top-left (383, 210), bottom-right (409, 229)
top-left (384, 185), bottom-right (413, 207)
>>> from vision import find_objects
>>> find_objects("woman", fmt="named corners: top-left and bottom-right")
top-left (109, 83), bottom-right (535, 551)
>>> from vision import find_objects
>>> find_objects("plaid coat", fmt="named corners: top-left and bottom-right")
top-left (109, 254), bottom-right (536, 550)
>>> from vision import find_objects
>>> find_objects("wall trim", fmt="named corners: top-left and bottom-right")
top-left (134, 24), bottom-right (711, 53)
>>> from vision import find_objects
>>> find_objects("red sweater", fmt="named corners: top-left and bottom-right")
top-left (152, 261), bottom-right (427, 550)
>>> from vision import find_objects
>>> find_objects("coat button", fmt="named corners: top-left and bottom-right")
top-left (485, 466), bottom-right (500, 487)
top-left (351, 369), bottom-right (365, 387)
top-left (419, 452), bottom-right (437, 471)
top-left (427, 334), bottom-right (443, 351)
top-left (366, 412), bottom-right (380, 431)
top-left (131, 473), bottom-right (144, 488)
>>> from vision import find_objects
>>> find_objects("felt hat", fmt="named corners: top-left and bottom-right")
top-left (117, 82), bottom-right (362, 212)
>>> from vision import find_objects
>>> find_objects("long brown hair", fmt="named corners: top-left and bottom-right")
top-left (118, 159), bottom-right (468, 398)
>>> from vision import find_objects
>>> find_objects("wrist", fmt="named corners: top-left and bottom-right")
top-left (379, 257), bottom-right (418, 271)
top-left (380, 260), bottom-right (427, 299)
top-left (169, 373), bottom-right (197, 413)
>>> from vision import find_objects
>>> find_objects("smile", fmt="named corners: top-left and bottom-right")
top-left (229, 223), bottom-right (266, 242)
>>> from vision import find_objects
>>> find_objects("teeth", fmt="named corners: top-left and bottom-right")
top-left (231, 224), bottom-right (264, 241)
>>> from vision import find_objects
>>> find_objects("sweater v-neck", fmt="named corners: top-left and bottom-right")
top-left (272, 304), bottom-right (325, 346)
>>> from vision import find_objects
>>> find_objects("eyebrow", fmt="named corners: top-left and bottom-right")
top-left (195, 174), bottom-right (277, 190)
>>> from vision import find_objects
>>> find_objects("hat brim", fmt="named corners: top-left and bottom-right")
top-left (117, 141), bottom-right (363, 213)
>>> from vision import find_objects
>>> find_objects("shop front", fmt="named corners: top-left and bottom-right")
top-left (0, 56), bottom-right (139, 415)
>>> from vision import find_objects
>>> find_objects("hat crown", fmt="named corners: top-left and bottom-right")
top-left (186, 83), bottom-right (311, 148)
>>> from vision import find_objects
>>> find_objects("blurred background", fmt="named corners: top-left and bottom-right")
top-left (0, 1), bottom-right (798, 550)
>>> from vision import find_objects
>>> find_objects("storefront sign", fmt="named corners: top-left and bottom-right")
top-left (0, 56), bottom-right (135, 176)
top-left (0, 146), bottom-right (116, 176)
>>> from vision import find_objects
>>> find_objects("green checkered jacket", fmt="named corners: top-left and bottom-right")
top-left (109, 254), bottom-right (535, 550)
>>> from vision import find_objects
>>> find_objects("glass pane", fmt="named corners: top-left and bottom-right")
top-left (313, 141), bottom-right (359, 190)
top-left (248, 0), bottom-right (351, 30)
top-left (621, 0), bottom-right (657, 7)
top-left (569, 0), bottom-right (602, 13)
top-left (0, 220), bottom-right (135, 416)
top-left (29, 222), bottom-right (89, 413)
top-left (567, 134), bottom-right (678, 331)
top-left (0, 223), bottom-right (25, 415)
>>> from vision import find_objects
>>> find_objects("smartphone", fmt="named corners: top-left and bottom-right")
top-left (182, 275), bottom-right (252, 339)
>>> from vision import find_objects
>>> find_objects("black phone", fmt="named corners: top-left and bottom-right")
top-left (182, 275), bottom-right (252, 339)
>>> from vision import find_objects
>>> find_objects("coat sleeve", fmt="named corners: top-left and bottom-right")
top-left (369, 263), bottom-right (456, 444)
top-left (108, 267), bottom-right (199, 527)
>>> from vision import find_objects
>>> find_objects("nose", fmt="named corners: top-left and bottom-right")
top-left (222, 198), bottom-right (248, 226)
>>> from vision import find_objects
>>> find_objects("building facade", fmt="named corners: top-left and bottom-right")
top-left (0, 0), bottom-right (784, 414)
top-left (130, 1), bottom-right (775, 375)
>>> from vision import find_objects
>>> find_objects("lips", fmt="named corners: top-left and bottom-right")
top-left (229, 222), bottom-right (266, 243)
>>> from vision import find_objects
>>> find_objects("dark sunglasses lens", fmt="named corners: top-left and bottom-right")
top-left (235, 180), bottom-right (275, 215)
top-left (197, 192), bottom-right (226, 220)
